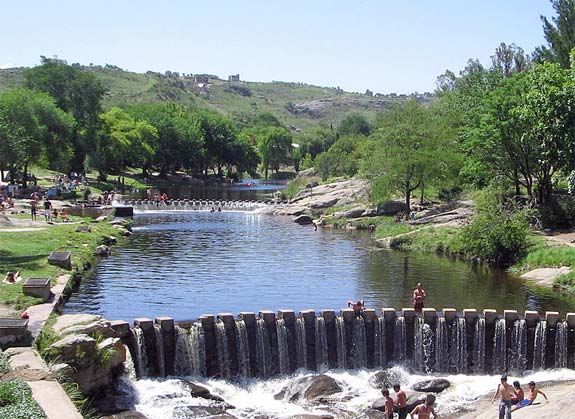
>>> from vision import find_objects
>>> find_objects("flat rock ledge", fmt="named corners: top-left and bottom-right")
top-left (521, 266), bottom-right (570, 288)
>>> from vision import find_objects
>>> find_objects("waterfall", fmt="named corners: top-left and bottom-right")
top-left (472, 318), bottom-right (485, 374)
top-left (510, 319), bottom-right (527, 374)
top-left (533, 320), bottom-right (547, 370)
top-left (295, 318), bottom-right (307, 370)
top-left (374, 316), bottom-right (386, 368)
top-left (215, 321), bottom-right (230, 378)
top-left (133, 327), bottom-right (148, 378)
top-left (350, 317), bottom-right (367, 369)
top-left (394, 316), bottom-right (406, 364)
top-left (315, 317), bottom-right (328, 371)
top-left (450, 318), bottom-right (467, 374)
top-left (414, 317), bottom-right (424, 372)
top-left (174, 323), bottom-right (206, 377)
top-left (256, 319), bottom-right (272, 378)
top-left (276, 319), bottom-right (289, 375)
top-left (174, 327), bottom-right (192, 376)
top-left (123, 344), bottom-right (137, 381)
top-left (336, 316), bottom-right (346, 369)
top-left (555, 321), bottom-right (568, 369)
top-left (435, 317), bottom-right (448, 373)
top-left (492, 318), bottom-right (507, 373)
top-left (154, 326), bottom-right (166, 377)
top-left (236, 319), bottom-right (250, 377)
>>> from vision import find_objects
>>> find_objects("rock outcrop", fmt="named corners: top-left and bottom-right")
top-left (411, 378), bottom-right (450, 393)
top-left (275, 374), bottom-right (342, 401)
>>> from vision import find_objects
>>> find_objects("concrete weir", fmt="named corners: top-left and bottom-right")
top-left (119, 199), bottom-right (269, 212)
top-left (119, 308), bottom-right (575, 379)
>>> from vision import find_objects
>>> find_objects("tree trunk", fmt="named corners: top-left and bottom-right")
top-left (22, 162), bottom-right (28, 189)
top-left (405, 183), bottom-right (411, 215)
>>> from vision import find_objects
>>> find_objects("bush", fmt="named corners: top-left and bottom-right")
top-left (455, 205), bottom-right (530, 267)
top-left (0, 380), bottom-right (45, 419)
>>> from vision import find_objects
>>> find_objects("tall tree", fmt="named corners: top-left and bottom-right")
top-left (24, 57), bottom-right (105, 172)
top-left (257, 127), bottom-right (292, 179)
top-left (337, 113), bottom-right (372, 137)
top-left (534, 0), bottom-right (575, 68)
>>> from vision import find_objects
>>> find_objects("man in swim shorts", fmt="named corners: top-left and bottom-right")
top-left (491, 375), bottom-right (517, 419)
top-left (512, 381), bottom-right (548, 411)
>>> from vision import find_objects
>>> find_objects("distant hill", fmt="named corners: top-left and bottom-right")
top-left (0, 65), bottom-right (435, 132)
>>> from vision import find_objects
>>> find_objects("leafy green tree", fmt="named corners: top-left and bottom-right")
top-left (337, 113), bottom-right (371, 137)
top-left (23, 57), bottom-right (105, 171)
top-left (93, 107), bottom-right (157, 179)
top-left (315, 135), bottom-right (362, 180)
top-left (363, 101), bottom-right (459, 213)
top-left (296, 126), bottom-right (337, 158)
top-left (257, 127), bottom-right (292, 179)
top-left (193, 110), bottom-right (238, 176)
top-left (0, 88), bottom-right (74, 186)
top-left (534, 0), bottom-right (575, 67)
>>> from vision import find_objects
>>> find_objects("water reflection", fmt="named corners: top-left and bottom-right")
top-left (65, 212), bottom-right (575, 320)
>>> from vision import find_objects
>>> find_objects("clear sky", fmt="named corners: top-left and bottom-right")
top-left (0, 0), bottom-right (555, 94)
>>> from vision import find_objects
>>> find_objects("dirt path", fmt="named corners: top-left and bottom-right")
top-left (542, 231), bottom-right (575, 247)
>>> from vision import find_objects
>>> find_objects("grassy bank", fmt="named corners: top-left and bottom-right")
top-left (0, 219), bottom-right (122, 311)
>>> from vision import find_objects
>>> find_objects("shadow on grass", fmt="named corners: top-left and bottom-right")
top-left (0, 254), bottom-right (47, 269)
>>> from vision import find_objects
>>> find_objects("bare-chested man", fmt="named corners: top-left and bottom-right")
top-left (491, 375), bottom-right (517, 419)
top-left (393, 383), bottom-right (408, 419)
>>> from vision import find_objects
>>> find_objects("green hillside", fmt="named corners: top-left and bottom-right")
top-left (0, 65), bottom-right (434, 131)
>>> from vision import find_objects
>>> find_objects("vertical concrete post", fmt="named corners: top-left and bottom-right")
top-left (301, 310), bottom-right (317, 370)
top-left (218, 313), bottom-right (238, 376)
top-left (239, 312), bottom-right (257, 377)
top-left (442, 308), bottom-right (457, 324)
top-left (321, 310), bottom-right (337, 369)
top-left (200, 315), bottom-right (217, 377)
top-left (278, 310), bottom-right (297, 372)
top-left (260, 311), bottom-right (279, 376)
top-left (155, 317), bottom-right (175, 376)
top-left (134, 318), bottom-right (157, 377)
top-left (362, 309), bottom-right (376, 368)
top-left (382, 308), bottom-right (396, 364)
top-left (483, 310), bottom-right (498, 325)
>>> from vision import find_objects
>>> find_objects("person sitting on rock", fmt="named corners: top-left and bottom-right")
top-left (347, 300), bottom-right (365, 317)
top-left (511, 381), bottom-right (548, 411)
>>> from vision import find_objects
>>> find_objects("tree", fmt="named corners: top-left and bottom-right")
top-left (24, 58), bottom-right (105, 171)
top-left (337, 113), bottom-right (372, 137)
top-left (363, 101), bottom-right (459, 213)
top-left (315, 136), bottom-right (362, 180)
top-left (92, 107), bottom-right (157, 179)
top-left (0, 89), bottom-right (74, 186)
top-left (257, 127), bottom-right (292, 179)
top-left (193, 110), bottom-right (238, 176)
top-left (491, 43), bottom-right (530, 77)
top-left (534, 0), bottom-right (575, 68)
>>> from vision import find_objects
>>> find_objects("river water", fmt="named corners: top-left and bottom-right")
top-left (65, 209), bottom-right (575, 320)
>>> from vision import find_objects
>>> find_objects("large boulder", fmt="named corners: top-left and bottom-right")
top-left (362, 409), bottom-right (387, 419)
top-left (377, 200), bottom-right (408, 216)
top-left (370, 369), bottom-right (408, 389)
top-left (287, 415), bottom-right (334, 419)
top-left (172, 406), bottom-right (237, 418)
top-left (332, 207), bottom-right (366, 219)
top-left (293, 215), bottom-right (314, 225)
top-left (275, 375), bottom-right (342, 401)
top-left (53, 314), bottom-right (116, 338)
top-left (102, 413), bottom-right (148, 419)
top-left (94, 244), bottom-right (111, 256)
top-left (411, 379), bottom-right (451, 393)
top-left (183, 381), bottom-right (225, 402)
top-left (48, 334), bottom-right (97, 363)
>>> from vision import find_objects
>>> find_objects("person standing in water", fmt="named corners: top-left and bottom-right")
top-left (393, 383), bottom-right (408, 419)
top-left (410, 394), bottom-right (439, 419)
top-left (491, 375), bottom-right (517, 419)
top-left (413, 283), bottom-right (426, 313)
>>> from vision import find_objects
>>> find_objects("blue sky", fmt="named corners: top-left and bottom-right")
top-left (0, 0), bottom-right (555, 94)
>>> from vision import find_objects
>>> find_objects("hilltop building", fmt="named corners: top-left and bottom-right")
top-left (228, 74), bottom-right (240, 82)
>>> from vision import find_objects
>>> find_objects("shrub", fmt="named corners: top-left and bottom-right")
top-left (0, 380), bottom-right (45, 419)
top-left (455, 205), bottom-right (530, 267)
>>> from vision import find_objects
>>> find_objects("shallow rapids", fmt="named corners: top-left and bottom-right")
top-left (128, 367), bottom-right (575, 419)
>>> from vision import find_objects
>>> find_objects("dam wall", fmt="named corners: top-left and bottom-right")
top-left (119, 199), bottom-right (269, 212)
top-left (111, 308), bottom-right (575, 379)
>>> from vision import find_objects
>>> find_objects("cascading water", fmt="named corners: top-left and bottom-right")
top-left (472, 318), bottom-right (485, 374)
top-left (256, 319), bottom-right (272, 378)
top-left (235, 319), bottom-right (250, 377)
top-left (173, 323), bottom-right (206, 377)
top-left (133, 327), bottom-right (148, 378)
top-left (154, 326), bottom-right (166, 377)
top-left (215, 321), bottom-right (230, 378)
top-left (336, 316), bottom-right (346, 368)
top-left (414, 317), bottom-right (424, 372)
top-left (510, 319), bottom-right (527, 374)
top-left (533, 320), bottom-right (547, 370)
top-left (374, 315), bottom-right (386, 368)
top-left (350, 317), bottom-right (367, 369)
top-left (276, 319), bottom-right (289, 375)
top-left (492, 318), bottom-right (507, 374)
top-left (450, 318), bottom-right (467, 374)
top-left (435, 317), bottom-right (448, 373)
top-left (125, 199), bottom-right (268, 213)
top-left (394, 316), bottom-right (406, 364)
top-left (295, 318), bottom-right (307, 369)
top-left (555, 321), bottom-right (568, 369)
top-left (315, 317), bottom-right (328, 371)
top-left (123, 344), bottom-right (137, 381)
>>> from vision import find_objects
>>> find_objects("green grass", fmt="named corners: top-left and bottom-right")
top-left (0, 380), bottom-right (46, 419)
top-left (282, 176), bottom-right (320, 200)
top-left (389, 225), bottom-right (461, 252)
top-left (0, 220), bottom-right (121, 310)
top-left (513, 240), bottom-right (575, 272)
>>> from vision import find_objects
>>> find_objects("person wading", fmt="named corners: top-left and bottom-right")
top-left (491, 375), bottom-right (517, 419)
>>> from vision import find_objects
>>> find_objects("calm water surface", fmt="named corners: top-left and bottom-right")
top-left (65, 211), bottom-right (575, 320)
